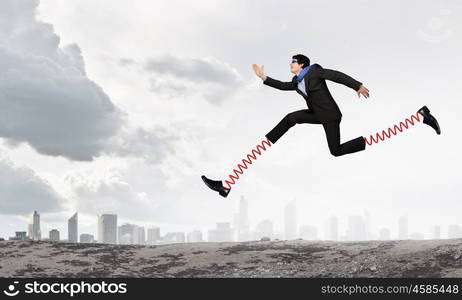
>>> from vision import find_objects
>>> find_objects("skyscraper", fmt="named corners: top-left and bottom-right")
top-left (208, 222), bottom-right (234, 242)
top-left (347, 215), bottom-right (367, 241)
top-left (398, 215), bottom-right (408, 240)
top-left (235, 196), bottom-right (250, 241)
top-left (30, 210), bottom-right (41, 240)
top-left (98, 214), bottom-right (117, 244)
top-left (118, 223), bottom-right (145, 245)
top-left (363, 209), bottom-right (371, 240)
top-left (326, 216), bottom-right (339, 241)
top-left (163, 232), bottom-right (185, 244)
top-left (132, 225), bottom-right (145, 245)
top-left (284, 200), bottom-right (297, 240)
top-left (49, 229), bottom-right (60, 242)
top-left (187, 230), bottom-right (203, 243)
top-left (430, 225), bottom-right (441, 239)
top-left (68, 213), bottom-right (78, 243)
top-left (28, 224), bottom-right (33, 239)
top-left (118, 223), bottom-right (135, 244)
top-left (147, 227), bottom-right (161, 245)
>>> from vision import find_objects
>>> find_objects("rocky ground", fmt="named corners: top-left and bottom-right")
top-left (1, 238), bottom-right (462, 277)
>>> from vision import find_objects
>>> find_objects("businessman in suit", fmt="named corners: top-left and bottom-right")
top-left (257, 54), bottom-right (370, 156)
top-left (201, 54), bottom-right (440, 197)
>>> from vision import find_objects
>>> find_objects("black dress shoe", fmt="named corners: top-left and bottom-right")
top-left (201, 175), bottom-right (231, 198)
top-left (417, 105), bottom-right (441, 135)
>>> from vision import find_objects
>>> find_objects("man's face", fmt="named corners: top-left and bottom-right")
top-left (290, 59), bottom-right (303, 74)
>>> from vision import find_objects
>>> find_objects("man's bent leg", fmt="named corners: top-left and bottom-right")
top-left (266, 109), bottom-right (322, 143)
top-left (323, 121), bottom-right (366, 157)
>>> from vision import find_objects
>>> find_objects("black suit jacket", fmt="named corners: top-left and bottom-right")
top-left (263, 63), bottom-right (362, 122)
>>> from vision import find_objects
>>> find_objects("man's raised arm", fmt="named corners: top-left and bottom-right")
top-left (262, 75), bottom-right (296, 90)
top-left (252, 64), bottom-right (296, 91)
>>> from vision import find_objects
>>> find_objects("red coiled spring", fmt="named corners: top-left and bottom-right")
top-left (364, 111), bottom-right (423, 146)
top-left (223, 138), bottom-right (272, 189)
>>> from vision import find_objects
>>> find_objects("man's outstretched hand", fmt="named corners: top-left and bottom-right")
top-left (252, 64), bottom-right (265, 79)
top-left (357, 85), bottom-right (370, 99)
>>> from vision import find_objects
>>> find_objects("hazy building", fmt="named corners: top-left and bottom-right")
top-left (379, 228), bottom-right (391, 240)
top-left (364, 210), bottom-right (371, 240)
top-left (98, 214), bottom-right (117, 244)
top-left (235, 196), bottom-right (250, 241)
top-left (68, 213), bottom-right (78, 243)
top-left (430, 225), bottom-right (441, 239)
top-left (448, 225), bottom-right (462, 239)
top-left (347, 215), bottom-right (367, 241)
top-left (410, 232), bottom-right (425, 240)
top-left (80, 234), bottom-right (95, 243)
top-left (133, 226), bottom-right (145, 245)
top-left (255, 219), bottom-right (274, 240)
top-left (208, 222), bottom-right (234, 242)
top-left (398, 216), bottom-right (408, 240)
top-left (30, 210), bottom-right (41, 241)
top-left (118, 223), bottom-right (135, 245)
top-left (49, 229), bottom-right (60, 242)
top-left (187, 230), bottom-right (203, 243)
top-left (9, 232), bottom-right (28, 241)
top-left (118, 233), bottom-right (131, 244)
top-left (28, 224), bottom-right (33, 239)
top-left (117, 224), bottom-right (145, 245)
top-left (16, 231), bottom-right (28, 240)
top-left (326, 216), bottom-right (339, 241)
top-left (299, 225), bottom-right (318, 240)
top-left (147, 227), bottom-right (161, 245)
top-left (284, 200), bottom-right (297, 240)
top-left (163, 232), bottom-right (185, 244)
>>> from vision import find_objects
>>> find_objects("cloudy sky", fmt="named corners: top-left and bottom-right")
top-left (0, 0), bottom-right (460, 240)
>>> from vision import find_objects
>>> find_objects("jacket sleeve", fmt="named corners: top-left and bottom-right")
top-left (263, 76), bottom-right (296, 91)
top-left (315, 68), bottom-right (362, 91)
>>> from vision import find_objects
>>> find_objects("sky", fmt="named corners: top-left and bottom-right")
top-left (0, 0), bottom-right (461, 240)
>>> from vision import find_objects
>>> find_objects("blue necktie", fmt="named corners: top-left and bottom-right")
top-left (297, 65), bottom-right (312, 82)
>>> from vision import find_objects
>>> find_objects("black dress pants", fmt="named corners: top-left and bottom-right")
top-left (265, 109), bottom-right (366, 156)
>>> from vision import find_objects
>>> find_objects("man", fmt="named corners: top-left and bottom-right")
top-left (202, 54), bottom-right (440, 197)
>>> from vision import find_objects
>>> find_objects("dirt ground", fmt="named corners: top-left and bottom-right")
top-left (1, 238), bottom-right (462, 277)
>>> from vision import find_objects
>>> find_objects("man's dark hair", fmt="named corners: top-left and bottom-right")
top-left (292, 54), bottom-right (310, 68)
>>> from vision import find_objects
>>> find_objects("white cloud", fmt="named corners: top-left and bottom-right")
top-left (0, 0), bottom-right (176, 164)
top-left (64, 167), bottom-right (154, 217)
top-left (144, 54), bottom-right (244, 104)
top-left (0, 156), bottom-right (66, 215)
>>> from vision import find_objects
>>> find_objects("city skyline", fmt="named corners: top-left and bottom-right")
top-left (4, 204), bottom-right (462, 244)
